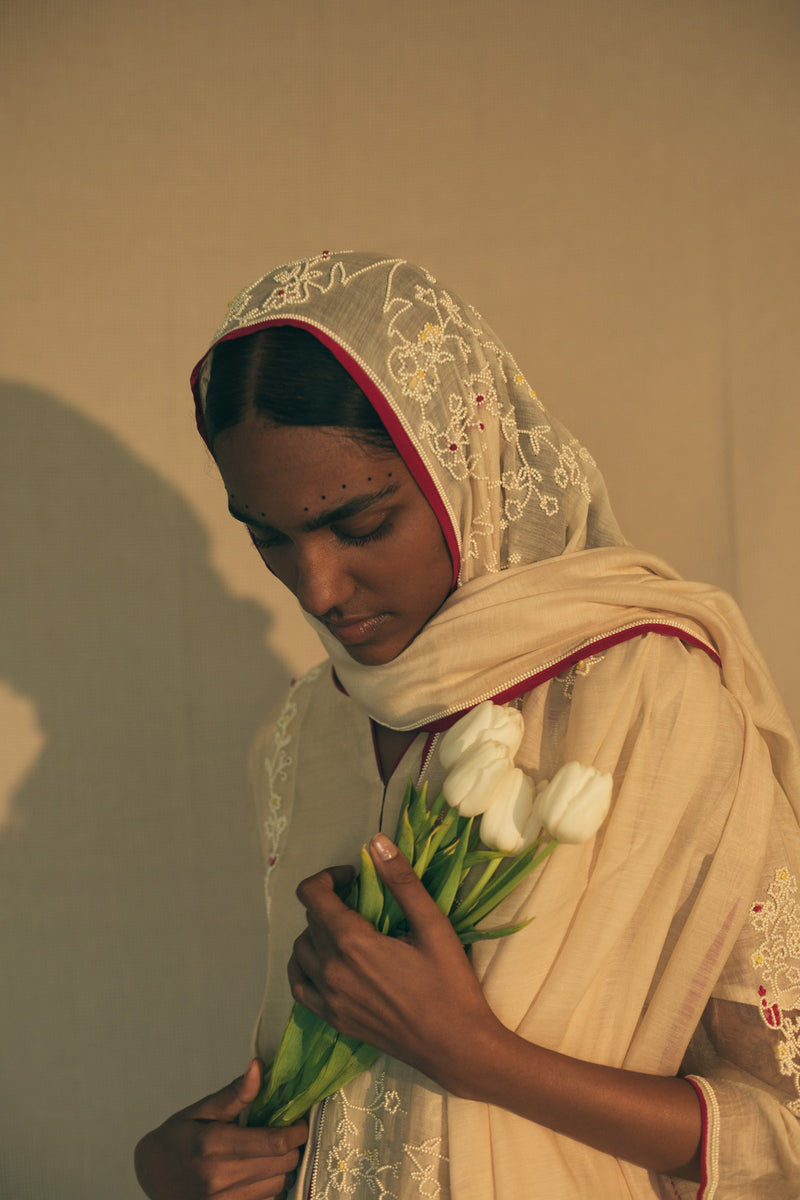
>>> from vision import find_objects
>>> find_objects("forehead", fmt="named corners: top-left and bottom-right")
top-left (212, 418), bottom-right (402, 522)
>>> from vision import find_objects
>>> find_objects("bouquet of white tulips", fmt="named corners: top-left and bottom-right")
top-left (247, 702), bottom-right (612, 1128)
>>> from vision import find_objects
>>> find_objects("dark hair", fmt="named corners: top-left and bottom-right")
top-left (203, 325), bottom-right (395, 453)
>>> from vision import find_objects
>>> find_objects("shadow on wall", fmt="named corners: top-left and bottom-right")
top-left (0, 382), bottom-right (291, 1200)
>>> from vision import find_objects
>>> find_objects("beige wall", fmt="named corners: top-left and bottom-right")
top-left (2, 2), bottom-right (798, 1195)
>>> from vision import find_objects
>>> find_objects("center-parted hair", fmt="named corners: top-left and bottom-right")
top-left (203, 325), bottom-right (395, 453)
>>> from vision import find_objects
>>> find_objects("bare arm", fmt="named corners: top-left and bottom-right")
top-left (289, 835), bottom-right (702, 1182)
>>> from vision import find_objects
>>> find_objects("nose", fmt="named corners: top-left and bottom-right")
top-left (291, 539), bottom-right (356, 619)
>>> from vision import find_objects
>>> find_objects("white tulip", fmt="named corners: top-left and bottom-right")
top-left (479, 768), bottom-right (535, 854)
top-left (439, 701), bottom-right (525, 771)
top-left (526, 761), bottom-right (613, 844)
top-left (441, 738), bottom-right (518, 817)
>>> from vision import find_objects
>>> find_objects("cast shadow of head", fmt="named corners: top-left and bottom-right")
top-left (0, 381), bottom-right (298, 1198)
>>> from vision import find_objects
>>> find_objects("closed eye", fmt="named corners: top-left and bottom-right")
top-left (332, 519), bottom-right (390, 547)
top-left (250, 520), bottom-right (390, 551)
top-left (250, 530), bottom-right (287, 551)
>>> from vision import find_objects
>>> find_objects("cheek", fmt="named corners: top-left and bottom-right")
top-left (416, 526), bottom-right (454, 607)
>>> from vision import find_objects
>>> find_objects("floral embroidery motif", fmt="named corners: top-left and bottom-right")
top-left (313, 1070), bottom-right (449, 1198)
top-left (401, 1138), bottom-right (450, 1197)
top-left (750, 866), bottom-right (800, 1112)
top-left (260, 666), bottom-right (322, 914)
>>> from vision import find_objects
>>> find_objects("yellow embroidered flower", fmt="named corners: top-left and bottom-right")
top-left (752, 951), bottom-right (765, 967)
top-left (418, 322), bottom-right (442, 344)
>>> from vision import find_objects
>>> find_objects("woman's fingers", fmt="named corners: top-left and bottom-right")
top-left (295, 863), bottom-right (355, 912)
top-left (134, 1090), bottom-right (309, 1200)
top-left (184, 1057), bottom-right (263, 1123)
top-left (368, 834), bottom-right (456, 949)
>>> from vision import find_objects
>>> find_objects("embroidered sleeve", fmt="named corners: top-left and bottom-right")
top-left (682, 818), bottom-right (800, 1199)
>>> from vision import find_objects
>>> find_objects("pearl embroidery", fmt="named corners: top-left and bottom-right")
top-left (259, 665), bottom-right (322, 915)
top-left (311, 1068), bottom-right (449, 1199)
top-left (750, 866), bottom-right (800, 1113)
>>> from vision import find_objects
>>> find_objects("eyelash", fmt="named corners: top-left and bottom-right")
top-left (250, 521), bottom-right (390, 552)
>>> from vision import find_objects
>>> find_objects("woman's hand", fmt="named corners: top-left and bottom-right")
top-left (287, 833), bottom-right (503, 1093)
top-left (287, 837), bottom-right (702, 1180)
top-left (134, 1059), bottom-right (308, 1200)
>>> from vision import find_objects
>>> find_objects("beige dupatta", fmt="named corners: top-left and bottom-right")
top-left (194, 254), bottom-right (800, 1198)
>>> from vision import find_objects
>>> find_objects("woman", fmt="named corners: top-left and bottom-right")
top-left (136, 251), bottom-right (800, 1199)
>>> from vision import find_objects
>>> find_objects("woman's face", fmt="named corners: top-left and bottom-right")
top-left (213, 416), bottom-right (453, 666)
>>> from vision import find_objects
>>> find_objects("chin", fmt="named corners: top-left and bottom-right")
top-left (342, 635), bottom-right (410, 667)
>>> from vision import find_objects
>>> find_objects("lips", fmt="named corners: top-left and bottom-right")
top-left (324, 613), bottom-right (390, 645)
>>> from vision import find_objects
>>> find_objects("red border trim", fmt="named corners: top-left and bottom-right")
top-left (420, 623), bottom-right (721, 732)
top-left (332, 623), bottom-right (721, 731)
top-left (191, 318), bottom-right (461, 588)
top-left (685, 1077), bottom-right (709, 1199)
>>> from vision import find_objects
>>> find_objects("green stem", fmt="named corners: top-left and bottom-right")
top-left (449, 855), bottom-right (503, 925)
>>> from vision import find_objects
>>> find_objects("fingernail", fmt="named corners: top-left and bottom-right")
top-left (371, 834), bottom-right (397, 861)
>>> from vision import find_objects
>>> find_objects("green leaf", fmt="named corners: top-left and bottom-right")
top-left (414, 807), bottom-right (462, 879)
top-left (457, 916), bottom-right (534, 943)
top-left (356, 844), bottom-right (384, 926)
top-left (264, 1003), bottom-right (328, 1094)
top-left (246, 1003), bottom-right (337, 1124)
top-left (264, 1035), bottom-right (383, 1127)
top-left (450, 856), bottom-right (503, 926)
top-left (396, 804), bottom-right (416, 864)
top-left (428, 817), bottom-right (473, 916)
top-left (403, 778), bottom-right (425, 839)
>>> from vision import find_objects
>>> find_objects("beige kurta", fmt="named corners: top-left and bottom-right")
top-left (250, 609), bottom-right (800, 1199)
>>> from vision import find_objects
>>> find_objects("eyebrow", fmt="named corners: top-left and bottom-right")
top-left (228, 481), bottom-right (402, 534)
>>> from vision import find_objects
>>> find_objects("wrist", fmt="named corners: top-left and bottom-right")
top-left (429, 1009), bottom-right (516, 1101)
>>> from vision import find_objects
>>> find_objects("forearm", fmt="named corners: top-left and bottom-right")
top-left (435, 1015), bottom-right (702, 1181)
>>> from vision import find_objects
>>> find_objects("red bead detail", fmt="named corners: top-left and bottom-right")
top-left (753, 904), bottom-right (763, 912)
top-left (475, 394), bottom-right (484, 403)
top-left (479, 422), bottom-right (485, 430)
top-left (765, 1003), bottom-right (781, 1027)
top-left (759, 985), bottom-right (767, 996)
top-left (449, 443), bottom-right (458, 452)
top-left (268, 855), bottom-right (278, 867)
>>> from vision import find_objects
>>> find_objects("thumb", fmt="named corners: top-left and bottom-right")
top-left (188, 1058), bottom-right (264, 1122)
top-left (368, 834), bottom-right (442, 941)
